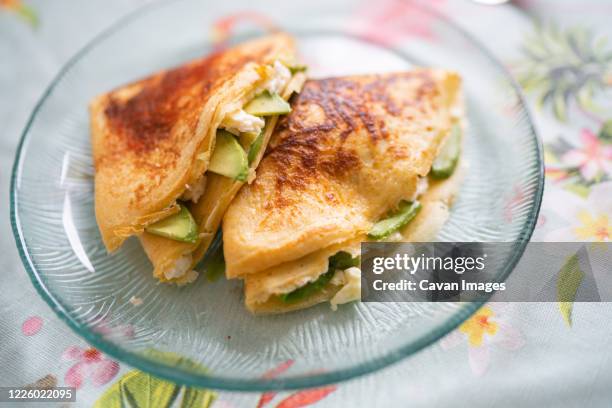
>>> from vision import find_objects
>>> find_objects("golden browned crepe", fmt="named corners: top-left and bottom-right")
top-left (244, 163), bottom-right (465, 314)
top-left (91, 33), bottom-right (297, 253)
top-left (140, 73), bottom-right (306, 283)
top-left (222, 71), bottom-right (464, 313)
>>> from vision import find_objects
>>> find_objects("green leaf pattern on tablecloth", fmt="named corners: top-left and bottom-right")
top-left (518, 23), bottom-right (612, 198)
top-left (557, 253), bottom-right (585, 326)
top-left (517, 23), bottom-right (612, 122)
top-left (518, 21), bottom-right (611, 327)
top-left (94, 351), bottom-right (216, 408)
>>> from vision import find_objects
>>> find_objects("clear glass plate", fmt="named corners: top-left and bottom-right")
top-left (10, 0), bottom-right (543, 391)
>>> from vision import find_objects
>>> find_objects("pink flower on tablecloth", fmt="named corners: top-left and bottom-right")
top-left (255, 360), bottom-right (337, 408)
top-left (21, 316), bottom-right (43, 336)
top-left (256, 360), bottom-right (294, 408)
top-left (275, 386), bottom-right (337, 408)
top-left (441, 305), bottom-right (525, 376)
top-left (62, 346), bottom-right (119, 389)
top-left (351, 0), bottom-right (446, 47)
top-left (210, 12), bottom-right (277, 50)
top-left (561, 129), bottom-right (612, 182)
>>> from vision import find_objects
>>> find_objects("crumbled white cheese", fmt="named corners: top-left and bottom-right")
top-left (412, 176), bottom-right (429, 201)
top-left (280, 276), bottom-right (319, 296)
top-left (221, 109), bottom-right (265, 135)
top-left (262, 60), bottom-right (291, 94)
top-left (164, 253), bottom-right (192, 280)
top-left (181, 175), bottom-right (207, 203)
top-left (220, 61), bottom-right (291, 135)
top-left (330, 267), bottom-right (361, 311)
top-left (386, 231), bottom-right (404, 242)
top-left (330, 269), bottom-right (346, 286)
top-left (129, 296), bottom-right (143, 306)
top-left (176, 270), bottom-right (199, 286)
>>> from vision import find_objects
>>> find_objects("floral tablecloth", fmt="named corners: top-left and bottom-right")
top-left (1, 0), bottom-right (611, 406)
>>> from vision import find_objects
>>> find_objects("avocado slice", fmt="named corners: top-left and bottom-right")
top-left (239, 131), bottom-right (259, 151)
top-left (279, 251), bottom-right (360, 303)
top-left (244, 91), bottom-right (291, 116)
top-left (288, 64), bottom-right (307, 74)
top-left (208, 130), bottom-right (249, 182)
top-left (279, 269), bottom-right (335, 304)
top-left (145, 204), bottom-right (198, 243)
top-left (279, 59), bottom-right (308, 74)
top-left (203, 233), bottom-right (225, 282)
top-left (247, 131), bottom-right (265, 165)
top-left (328, 251), bottom-right (360, 270)
top-left (368, 201), bottom-right (422, 240)
top-left (430, 124), bottom-right (461, 179)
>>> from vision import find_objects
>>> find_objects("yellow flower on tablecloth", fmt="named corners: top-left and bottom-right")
top-left (574, 210), bottom-right (611, 241)
top-left (459, 306), bottom-right (498, 347)
top-left (441, 305), bottom-right (524, 376)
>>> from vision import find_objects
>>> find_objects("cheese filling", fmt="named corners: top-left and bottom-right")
top-left (164, 253), bottom-right (193, 280)
top-left (220, 60), bottom-right (292, 136)
top-left (221, 109), bottom-right (265, 135)
top-left (330, 267), bottom-right (362, 310)
top-left (262, 60), bottom-right (292, 94)
top-left (413, 176), bottom-right (429, 201)
top-left (186, 60), bottom-right (293, 194)
top-left (162, 61), bottom-right (297, 281)
top-left (279, 175), bottom-right (431, 307)
top-left (181, 175), bottom-right (207, 203)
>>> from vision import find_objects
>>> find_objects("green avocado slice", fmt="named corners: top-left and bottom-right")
top-left (244, 91), bottom-right (291, 116)
top-left (145, 204), bottom-right (198, 243)
top-left (368, 201), bottom-right (422, 240)
top-left (279, 59), bottom-right (308, 74)
top-left (279, 269), bottom-right (335, 304)
top-left (247, 131), bottom-right (265, 165)
top-left (328, 251), bottom-right (360, 270)
top-left (239, 131), bottom-right (259, 151)
top-left (288, 64), bottom-right (307, 74)
top-left (208, 130), bottom-right (249, 182)
top-left (430, 123), bottom-right (461, 179)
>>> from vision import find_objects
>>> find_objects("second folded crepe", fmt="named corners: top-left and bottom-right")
top-left (223, 70), bottom-right (464, 313)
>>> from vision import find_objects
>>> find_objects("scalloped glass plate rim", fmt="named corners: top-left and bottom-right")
top-left (9, 0), bottom-right (544, 391)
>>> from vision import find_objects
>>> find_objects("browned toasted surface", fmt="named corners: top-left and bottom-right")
top-left (223, 71), bottom-right (462, 278)
top-left (263, 73), bottom-right (441, 207)
top-left (91, 33), bottom-right (295, 251)
top-left (103, 57), bottom-right (225, 156)
top-left (138, 72), bottom-right (305, 282)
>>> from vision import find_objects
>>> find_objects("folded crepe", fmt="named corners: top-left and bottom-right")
top-left (140, 73), bottom-right (306, 283)
top-left (91, 33), bottom-right (305, 283)
top-left (222, 70), bottom-right (464, 314)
